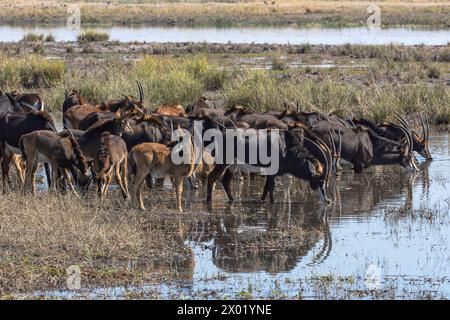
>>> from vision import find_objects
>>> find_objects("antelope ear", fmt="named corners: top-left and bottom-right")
top-left (115, 109), bottom-right (121, 119)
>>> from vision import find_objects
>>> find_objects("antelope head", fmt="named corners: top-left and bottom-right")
top-left (412, 113), bottom-right (432, 160)
top-left (121, 81), bottom-right (145, 113)
top-left (114, 109), bottom-right (135, 136)
top-left (298, 130), bottom-right (332, 203)
top-left (391, 113), bottom-right (419, 172)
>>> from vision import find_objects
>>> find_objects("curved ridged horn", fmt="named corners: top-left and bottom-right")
top-left (337, 130), bottom-right (342, 159)
top-left (67, 127), bottom-right (76, 140)
top-left (419, 113), bottom-right (427, 141)
top-left (345, 116), bottom-right (356, 128)
top-left (393, 113), bottom-right (413, 148)
top-left (19, 100), bottom-right (36, 110)
top-left (387, 121), bottom-right (411, 154)
top-left (304, 137), bottom-right (329, 179)
top-left (310, 133), bottom-right (333, 182)
top-left (335, 117), bottom-right (350, 128)
top-left (328, 128), bottom-right (336, 157)
top-left (47, 121), bottom-right (58, 133)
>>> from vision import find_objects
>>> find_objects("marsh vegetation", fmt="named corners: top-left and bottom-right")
top-left (0, 1), bottom-right (449, 28)
top-left (0, 42), bottom-right (448, 125)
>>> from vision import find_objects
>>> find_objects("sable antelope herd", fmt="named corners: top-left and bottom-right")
top-left (0, 84), bottom-right (432, 211)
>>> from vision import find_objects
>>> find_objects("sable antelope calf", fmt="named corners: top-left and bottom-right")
top-left (63, 81), bottom-right (145, 129)
top-left (153, 104), bottom-right (186, 117)
top-left (0, 110), bottom-right (56, 192)
top-left (19, 131), bottom-right (89, 195)
top-left (128, 126), bottom-right (196, 211)
top-left (94, 132), bottom-right (129, 199)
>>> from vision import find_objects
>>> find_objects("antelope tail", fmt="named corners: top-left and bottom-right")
top-left (128, 152), bottom-right (137, 178)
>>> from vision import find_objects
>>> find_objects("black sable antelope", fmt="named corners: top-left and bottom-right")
top-left (353, 113), bottom-right (432, 160)
top-left (0, 110), bottom-right (56, 191)
top-left (205, 127), bottom-right (332, 204)
top-left (311, 118), bottom-right (418, 173)
top-left (0, 90), bottom-right (44, 114)
top-left (19, 130), bottom-right (89, 195)
top-left (223, 106), bottom-right (288, 130)
top-left (121, 114), bottom-right (168, 150)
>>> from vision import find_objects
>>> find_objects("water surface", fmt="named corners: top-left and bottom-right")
top-left (1, 25), bottom-right (449, 45)
top-left (32, 133), bottom-right (450, 299)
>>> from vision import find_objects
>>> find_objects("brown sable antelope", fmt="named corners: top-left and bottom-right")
top-left (19, 130), bottom-right (89, 195)
top-left (63, 81), bottom-right (145, 129)
top-left (186, 97), bottom-right (225, 119)
top-left (153, 104), bottom-right (186, 117)
top-left (353, 113), bottom-right (432, 160)
top-left (94, 132), bottom-right (129, 199)
top-left (0, 110), bottom-right (56, 192)
top-left (62, 89), bottom-right (88, 114)
top-left (128, 126), bottom-right (196, 211)
top-left (311, 116), bottom-right (419, 173)
top-left (185, 96), bottom-right (209, 114)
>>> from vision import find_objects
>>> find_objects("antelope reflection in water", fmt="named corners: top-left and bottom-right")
top-left (183, 161), bottom-right (430, 274)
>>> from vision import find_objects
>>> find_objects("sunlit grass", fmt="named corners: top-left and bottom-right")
top-left (77, 30), bottom-right (110, 42)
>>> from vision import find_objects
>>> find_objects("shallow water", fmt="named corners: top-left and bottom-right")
top-left (1, 25), bottom-right (449, 45)
top-left (31, 133), bottom-right (450, 299)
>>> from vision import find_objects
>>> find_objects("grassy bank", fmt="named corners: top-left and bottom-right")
top-left (0, 44), bottom-right (449, 125)
top-left (0, 1), bottom-right (449, 28)
top-left (0, 192), bottom-right (192, 296)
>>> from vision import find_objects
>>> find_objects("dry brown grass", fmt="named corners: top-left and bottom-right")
top-left (0, 192), bottom-right (193, 295)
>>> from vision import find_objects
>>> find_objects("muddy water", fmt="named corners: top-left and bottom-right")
top-left (1, 25), bottom-right (450, 45)
top-left (34, 133), bottom-right (449, 299)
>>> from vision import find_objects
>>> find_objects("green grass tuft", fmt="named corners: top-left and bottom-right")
top-left (77, 30), bottom-right (110, 42)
